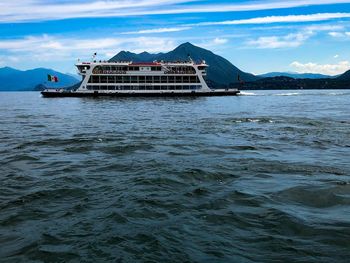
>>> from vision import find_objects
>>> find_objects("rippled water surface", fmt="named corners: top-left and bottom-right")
top-left (1, 90), bottom-right (350, 262)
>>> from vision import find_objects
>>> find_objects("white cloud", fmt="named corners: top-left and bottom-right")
top-left (303, 25), bottom-right (345, 32)
top-left (125, 13), bottom-right (348, 37)
top-left (0, 35), bottom-right (177, 64)
top-left (2, 1), bottom-right (350, 23)
top-left (334, 54), bottom-right (339, 58)
top-left (290, 61), bottom-right (350, 75)
top-left (197, 13), bottom-right (350, 26)
top-left (328, 31), bottom-right (350, 38)
top-left (213, 38), bottom-right (228, 45)
top-left (122, 27), bottom-right (191, 35)
top-left (247, 32), bottom-right (312, 49)
top-left (197, 37), bottom-right (229, 49)
top-left (245, 23), bottom-right (345, 49)
top-left (0, 0), bottom-right (191, 22)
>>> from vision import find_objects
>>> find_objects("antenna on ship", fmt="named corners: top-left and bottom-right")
top-left (92, 52), bottom-right (97, 62)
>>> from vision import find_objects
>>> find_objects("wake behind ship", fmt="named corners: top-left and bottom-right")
top-left (41, 59), bottom-right (240, 97)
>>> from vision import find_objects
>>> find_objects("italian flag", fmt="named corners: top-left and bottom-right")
top-left (47, 74), bottom-right (58, 82)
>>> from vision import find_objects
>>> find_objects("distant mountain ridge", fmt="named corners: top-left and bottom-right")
top-left (110, 42), bottom-right (259, 87)
top-left (259, 72), bottom-right (333, 79)
top-left (232, 70), bottom-right (350, 90)
top-left (0, 67), bottom-right (80, 91)
top-left (337, 69), bottom-right (350, 80)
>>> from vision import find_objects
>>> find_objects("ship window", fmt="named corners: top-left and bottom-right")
top-left (116, 76), bottom-right (122, 82)
top-left (131, 76), bottom-right (137, 83)
top-left (190, 76), bottom-right (199, 83)
top-left (93, 66), bottom-right (102, 74)
top-left (146, 76), bottom-right (152, 83)
top-left (168, 76), bottom-right (174, 83)
top-left (183, 76), bottom-right (189, 83)
top-left (101, 76), bottom-right (107, 83)
top-left (108, 86), bottom-right (115, 90)
top-left (108, 76), bottom-right (115, 83)
top-left (91, 76), bottom-right (99, 83)
top-left (139, 76), bottom-right (145, 83)
top-left (154, 76), bottom-right (160, 83)
top-left (198, 66), bottom-right (206, 70)
top-left (175, 76), bottom-right (182, 83)
top-left (122, 76), bottom-right (130, 83)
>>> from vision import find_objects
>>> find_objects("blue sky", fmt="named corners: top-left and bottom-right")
top-left (1, 0), bottom-right (350, 75)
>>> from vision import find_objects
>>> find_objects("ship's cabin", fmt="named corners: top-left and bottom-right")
top-left (89, 64), bottom-right (199, 75)
top-left (77, 64), bottom-right (91, 74)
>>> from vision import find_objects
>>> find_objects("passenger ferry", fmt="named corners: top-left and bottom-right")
top-left (41, 59), bottom-right (240, 97)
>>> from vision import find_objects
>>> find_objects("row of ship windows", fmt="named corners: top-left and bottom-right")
top-left (92, 70), bottom-right (197, 75)
top-left (86, 85), bottom-right (203, 90)
top-left (94, 66), bottom-right (161, 72)
top-left (94, 66), bottom-right (195, 72)
top-left (88, 75), bottom-right (200, 84)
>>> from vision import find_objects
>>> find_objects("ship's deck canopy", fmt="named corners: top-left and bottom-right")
top-left (76, 60), bottom-right (208, 67)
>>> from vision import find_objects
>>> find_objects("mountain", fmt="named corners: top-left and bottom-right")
top-left (65, 72), bottom-right (81, 81)
top-left (114, 51), bottom-right (162, 62)
top-left (230, 74), bottom-right (350, 90)
top-left (259, 72), bottom-right (332, 79)
top-left (0, 67), bottom-right (80, 91)
top-left (337, 69), bottom-right (350, 80)
top-left (109, 42), bottom-right (259, 87)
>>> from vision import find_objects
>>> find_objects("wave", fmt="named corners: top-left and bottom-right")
top-left (274, 92), bottom-right (300, 96)
top-left (239, 91), bottom-right (261, 96)
top-left (328, 92), bottom-right (350, 96)
top-left (225, 117), bottom-right (275, 124)
top-left (240, 90), bottom-right (350, 97)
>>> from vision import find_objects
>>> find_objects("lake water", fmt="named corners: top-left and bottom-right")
top-left (0, 90), bottom-right (350, 262)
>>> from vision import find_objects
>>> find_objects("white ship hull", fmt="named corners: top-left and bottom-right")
top-left (41, 89), bottom-right (240, 97)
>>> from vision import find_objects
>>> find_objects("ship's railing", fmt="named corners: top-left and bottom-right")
top-left (164, 70), bottom-right (197, 74)
top-left (93, 70), bottom-right (127, 74)
top-left (92, 70), bottom-right (199, 75)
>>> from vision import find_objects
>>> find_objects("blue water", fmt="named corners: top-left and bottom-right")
top-left (0, 90), bottom-right (350, 262)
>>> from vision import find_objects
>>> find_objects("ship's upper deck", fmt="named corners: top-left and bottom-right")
top-left (76, 60), bottom-right (207, 67)
top-left (76, 60), bottom-right (208, 75)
